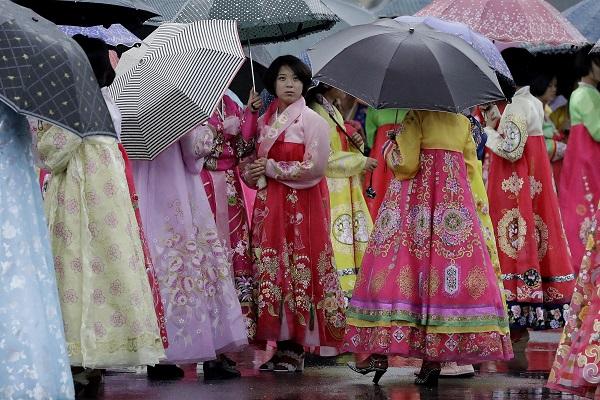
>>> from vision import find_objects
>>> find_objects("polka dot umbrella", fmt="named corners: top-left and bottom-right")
top-left (0, 1), bottom-right (116, 138)
top-left (141, 0), bottom-right (339, 44)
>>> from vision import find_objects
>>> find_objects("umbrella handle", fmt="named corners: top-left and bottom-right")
top-left (248, 39), bottom-right (256, 92)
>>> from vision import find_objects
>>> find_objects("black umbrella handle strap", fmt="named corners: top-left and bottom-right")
top-left (326, 112), bottom-right (367, 157)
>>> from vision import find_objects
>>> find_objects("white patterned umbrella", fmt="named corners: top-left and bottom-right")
top-left (108, 20), bottom-right (245, 160)
top-left (591, 39), bottom-right (600, 54)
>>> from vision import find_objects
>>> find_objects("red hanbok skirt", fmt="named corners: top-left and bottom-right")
top-left (251, 139), bottom-right (346, 348)
top-left (559, 125), bottom-right (600, 274)
top-left (118, 144), bottom-right (168, 347)
top-left (487, 136), bottom-right (575, 331)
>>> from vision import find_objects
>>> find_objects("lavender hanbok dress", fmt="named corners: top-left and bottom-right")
top-left (133, 125), bottom-right (247, 363)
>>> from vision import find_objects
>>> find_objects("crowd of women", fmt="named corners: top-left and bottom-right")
top-left (1, 29), bottom-right (600, 400)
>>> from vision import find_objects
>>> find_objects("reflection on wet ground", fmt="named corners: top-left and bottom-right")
top-left (97, 331), bottom-right (578, 400)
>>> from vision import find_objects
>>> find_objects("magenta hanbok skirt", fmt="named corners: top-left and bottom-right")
top-left (343, 149), bottom-right (513, 363)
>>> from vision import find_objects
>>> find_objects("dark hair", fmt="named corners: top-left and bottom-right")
top-left (496, 71), bottom-right (516, 100)
top-left (305, 82), bottom-right (330, 106)
top-left (530, 71), bottom-right (556, 97)
top-left (502, 48), bottom-right (535, 87)
top-left (263, 55), bottom-right (313, 97)
top-left (574, 45), bottom-right (600, 79)
top-left (72, 35), bottom-right (116, 88)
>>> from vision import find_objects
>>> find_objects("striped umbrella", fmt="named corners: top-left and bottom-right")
top-left (108, 20), bottom-right (245, 160)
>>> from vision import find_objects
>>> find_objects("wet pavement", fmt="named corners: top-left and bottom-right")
top-left (96, 331), bottom-right (580, 400)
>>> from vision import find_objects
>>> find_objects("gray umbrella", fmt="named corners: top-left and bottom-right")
top-left (307, 19), bottom-right (504, 112)
top-left (0, 1), bottom-right (115, 137)
top-left (140, 0), bottom-right (339, 44)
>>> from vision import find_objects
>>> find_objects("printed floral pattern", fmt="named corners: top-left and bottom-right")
top-left (36, 123), bottom-right (164, 367)
top-left (1, 109), bottom-right (74, 399)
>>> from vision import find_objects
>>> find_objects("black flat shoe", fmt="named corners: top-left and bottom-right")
top-left (147, 364), bottom-right (185, 380)
top-left (203, 360), bottom-right (241, 381)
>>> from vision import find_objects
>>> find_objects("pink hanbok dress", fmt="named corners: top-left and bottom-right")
top-left (200, 95), bottom-right (257, 336)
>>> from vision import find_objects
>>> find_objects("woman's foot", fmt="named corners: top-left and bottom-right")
top-left (259, 351), bottom-right (282, 372)
top-left (273, 350), bottom-right (305, 373)
top-left (203, 360), bottom-right (241, 381)
top-left (147, 364), bottom-right (185, 380)
top-left (508, 329), bottom-right (530, 371)
top-left (415, 361), bottom-right (441, 386)
top-left (71, 367), bottom-right (103, 398)
top-left (347, 355), bottom-right (388, 384)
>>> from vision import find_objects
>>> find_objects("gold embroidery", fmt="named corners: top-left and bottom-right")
top-left (465, 266), bottom-right (488, 299)
top-left (395, 266), bottom-right (415, 296)
top-left (497, 208), bottom-right (527, 259)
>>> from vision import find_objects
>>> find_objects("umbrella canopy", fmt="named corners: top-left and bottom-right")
top-left (140, 0), bottom-right (338, 44)
top-left (59, 24), bottom-right (141, 47)
top-left (308, 19), bottom-right (504, 112)
top-left (11, 0), bottom-right (159, 27)
top-left (395, 15), bottom-right (512, 80)
top-left (416, 0), bottom-right (587, 46)
top-left (108, 20), bottom-right (245, 160)
top-left (0, 1), bottom-right (116, 137)
top-left (374, 0), bottom-right (431, 17)
top-left (564, 0), bottom-right (600, 43)
top-left (262, 0), bottom-right (376, 59)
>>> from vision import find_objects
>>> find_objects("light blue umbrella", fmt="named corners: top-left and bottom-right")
top-left (564, 0), bottom-right (600, 42)
top-left (395, 15), bottom-right (512, 79)
top-left (59, 24), bottom-right (141, 46)
top-left (374, 0), bottom-right (431, 17)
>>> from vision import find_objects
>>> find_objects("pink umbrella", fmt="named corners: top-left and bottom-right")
top-left (416, 0), bottom-right (587, 46)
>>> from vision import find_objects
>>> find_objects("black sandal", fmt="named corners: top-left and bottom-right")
top-left (347, 355), bottom-right (388, 384)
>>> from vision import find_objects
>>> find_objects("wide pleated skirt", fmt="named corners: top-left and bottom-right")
top-left (344, 149), bottom-right (513, 363)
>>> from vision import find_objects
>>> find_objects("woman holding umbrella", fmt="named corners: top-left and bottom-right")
top-left (345, 109), bottom-right (513, 386)
top-left (559, 48), bottom-right (600, 274)
top-left (482, 48), bottom-right (575, 363)
top-left (307, 82), bottom-right (376, 304)
top-left (200, 89), bottom-right (262, 340)
top-left (530, 70), bottom-right (568, 187)
top-left (243, 55), bottom-right (346, 372)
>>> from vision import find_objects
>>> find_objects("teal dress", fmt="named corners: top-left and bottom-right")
top-left (0, 102), bottom-right (74, 399)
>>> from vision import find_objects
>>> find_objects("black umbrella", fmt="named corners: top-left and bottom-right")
top-left (0, 1), bottom-right (116, 138)
top-left (308, 19), bottom-right (505, 112)
top-left (11, 0), bottom-right (159, 27)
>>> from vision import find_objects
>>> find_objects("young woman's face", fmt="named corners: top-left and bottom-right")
top-left (275, 65), bottom-right (304, 105)
top-left (541, 77), bottom-right (558, 104)
top-left (592, 60), bottom-right (600, 82)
